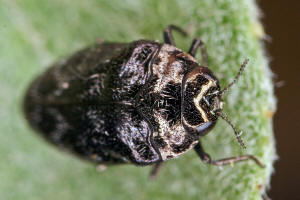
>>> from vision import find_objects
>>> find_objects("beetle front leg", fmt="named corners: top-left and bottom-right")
top-left (194, 141), bottom-right (265, 168)
top-left (188, 39), bottom-right (208, 66)
top-left (163, 25), bottom-right (187, 46)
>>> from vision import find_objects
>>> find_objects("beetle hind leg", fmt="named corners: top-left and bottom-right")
top-left (194, 141), bottom-right (265, 168)
top-left (149, 162), bottom-right (164, 180)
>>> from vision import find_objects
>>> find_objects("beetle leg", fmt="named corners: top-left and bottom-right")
top-left (194, 141), bottom-right (265, 168)
top-left (149, 162), bottom-right (163, 180)
top-left (188, 39), bottom-right (208, 66)
top-left (163, 25), bottom-right (187, 46)
top-left (188, 38), bottom-right (201, 57)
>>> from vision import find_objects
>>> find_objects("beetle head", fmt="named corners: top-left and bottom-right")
top-left (181, 59), bottom-right (249, 149)
top-left (181, 66), bottom-right (222, 136)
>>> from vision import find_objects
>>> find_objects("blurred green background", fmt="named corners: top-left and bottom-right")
top-left (0, 0), bottom-right (276, 199)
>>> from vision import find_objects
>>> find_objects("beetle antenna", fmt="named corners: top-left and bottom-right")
top-left (217, 111), bottom-right (247, 149)
top-left (220, 58), bottom-right (249, 95)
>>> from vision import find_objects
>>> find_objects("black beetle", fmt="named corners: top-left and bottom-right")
top-left (23, 25), bottom-right (264, 178)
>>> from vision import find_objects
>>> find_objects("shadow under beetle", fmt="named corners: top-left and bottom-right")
top-left (23, 25), bottom-right (264, 178)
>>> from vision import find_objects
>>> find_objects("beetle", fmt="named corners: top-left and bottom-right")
top-left (23, 25), bottom-right (264, 178)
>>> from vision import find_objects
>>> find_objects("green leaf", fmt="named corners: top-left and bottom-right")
top-left (0, 0), bottom-right (276, 199)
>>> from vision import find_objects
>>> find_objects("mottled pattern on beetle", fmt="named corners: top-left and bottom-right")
top-left (24, 41), bottom-right (162, 165)
top-left (152, 44), bottom-right (197, 92)
top-left (26, 43), bottom-right (126, 105)
top-left (110, 41), bottom-right (159, 102)
top-left (24, 40), bottom-right (220, 165)
top-left (150, 44), bottom-right (199, 160)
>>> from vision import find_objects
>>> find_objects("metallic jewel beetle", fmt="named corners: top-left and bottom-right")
top-left (23, 25), bottom-right (264, 178)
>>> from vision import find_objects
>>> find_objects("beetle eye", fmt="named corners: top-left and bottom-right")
top-left (203, 95), bottom-right (216, 108)
top-left (201, 88), bottom-right (218, 107)
top-left (202, 96), bottom-right (210, 106)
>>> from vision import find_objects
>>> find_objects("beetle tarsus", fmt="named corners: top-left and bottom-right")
top-left (194, 142), bottom-right (265, 168)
